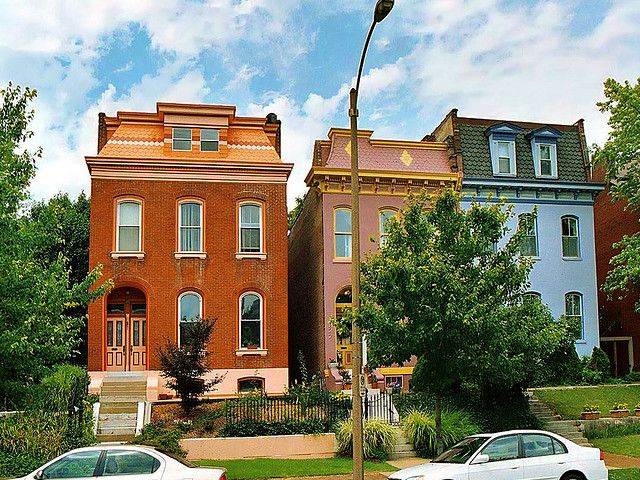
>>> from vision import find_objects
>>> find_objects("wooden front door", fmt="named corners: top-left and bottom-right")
top-left (105, 287), bottom-right (147, 371)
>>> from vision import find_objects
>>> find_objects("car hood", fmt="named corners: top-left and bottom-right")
top-left (389, 462), bottom-right (465, 479)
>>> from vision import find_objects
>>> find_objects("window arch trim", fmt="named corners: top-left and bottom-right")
top-left (115, 197), bottom-right (143, 254)
top-left (238, 291), bottom-right (265, 350)
top-left (561, 215), bottom-right (581, 259)
top-left (238, 200), bottom-right (265, 255)
top-left (334, 206), bottom-right (352, 260)
top-left (177, 291), bottom-right (203, 347)
top-left (237, 377), bottom-right (265, 394)
top-left (177, 198), bottom-right (205, 254)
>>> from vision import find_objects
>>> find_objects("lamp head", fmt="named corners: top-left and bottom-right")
top-left (374, 0), bottom-right (394, 23)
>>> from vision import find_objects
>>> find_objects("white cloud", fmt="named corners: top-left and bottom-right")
top-left (225, 65), bottom-right (262, 91)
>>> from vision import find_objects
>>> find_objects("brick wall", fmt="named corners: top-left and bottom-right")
top-left (594, 182), bottom-right (640, 370)
top-left (87, 178), bottom-right (288, 372)
top-left (287, 188), bottom-right (326, 380)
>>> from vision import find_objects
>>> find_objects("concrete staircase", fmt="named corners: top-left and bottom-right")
top-left (97, 373), bottom-right (146, 442)
top-left (390, 429), bottom-right (417, 459)
top-left (528, 394), bottom-right (592, 447)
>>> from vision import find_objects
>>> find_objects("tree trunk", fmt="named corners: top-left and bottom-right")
top-left (435, 393), bottom-right (444, 455)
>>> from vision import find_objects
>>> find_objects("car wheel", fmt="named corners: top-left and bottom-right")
top-left (561, 473), bottom-right (585, 480)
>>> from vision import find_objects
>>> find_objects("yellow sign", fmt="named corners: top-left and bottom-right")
top-left (401, 149), bottom-right (413, 166)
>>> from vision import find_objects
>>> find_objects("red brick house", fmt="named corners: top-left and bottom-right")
top-left (86, 103), bottom-right (292, 399)
top-left (594, 168), bottom-right (640, 375)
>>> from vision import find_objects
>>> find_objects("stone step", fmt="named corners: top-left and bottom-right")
top-left (98, 425), bottom-right (136, 436)
top-left (99, 413), bottom-right (137, 421)
top-left (390, 451), bottom-right (417, 459)
top-left (100, 418), bottom-right (137, 428)
top-left (97, 433), bottom-right (135, 443)
top-left (100, 402), bottom-right (138, 414)
top-left (100, 396), bottom-right (145, 403)
top-left (101, 386), bottom-right (147, 395)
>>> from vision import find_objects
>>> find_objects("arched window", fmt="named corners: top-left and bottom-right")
top-left (518, 213), bottom-right (538, 257)
top-left (238, 377), bottom-right (265, 394)
top-left (334, 208), bottom-right (352, 259)
top-left (178, 292), bottom-right (202, 347)
top-left (561, 216), bottom-right (580, 258)
top-left (116, 200), bottom-right (141, 252)
top-left (379, 209), bottom-right (396, 246)
top-left (240, 292), bottom-right (263, 349)
top-left (523, 291), bottom-right (542, 303)
top-left (335, 286), bottom-right (353, 368)
top-left (565, 292), bottom-right (584, 340)
top-left (178, 201), bottom-right (203, 252)
top-left (239, 203), bottom-right (263, 253)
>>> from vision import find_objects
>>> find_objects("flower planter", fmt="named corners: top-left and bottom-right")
top-left (610, 409), bottom-right (630, 418)
top-left (581, 411), bottom-right (601, 420)
top-left (635, 409), bottom-right (640, 417)
top-left (343, 384), bottom-right (352, 391)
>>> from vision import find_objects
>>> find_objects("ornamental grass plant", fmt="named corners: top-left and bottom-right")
top-left (335, 419), bottom-right (398, 460)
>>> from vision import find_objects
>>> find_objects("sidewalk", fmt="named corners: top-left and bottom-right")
top-left (604, 452), bottom-right (640, 469)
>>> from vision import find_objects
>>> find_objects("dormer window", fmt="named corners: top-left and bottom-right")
top-left (485, 123), bottom-right (521, 177)
top-left (527, 126), bottom-right (562, 179)
top-left (172, 128), bottom-right (192, 151)
top-left (201, 129), bottom-right (219, 152)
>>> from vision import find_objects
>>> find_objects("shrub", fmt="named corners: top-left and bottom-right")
top-left (192, 409), bottom-right (224, 433)
top-left (585, 422), bottom-right (640, 440)
top-left (131, 422), bottom-right (186, 458)
top-left (624, 371), bottom-right (640, 383)
top-left (580, 347), bottom-right (611, 385)
top-left (219, 419), bottom-right (334, 437)
top-left (335, 419), bottom-right (397, 461)
top-left (402, 409), bottom-right (479, 457)
top-left (158, 318), bottom-right (224, 412)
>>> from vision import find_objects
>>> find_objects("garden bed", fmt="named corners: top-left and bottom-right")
top-left (533, 385), bottom-right (640, 419)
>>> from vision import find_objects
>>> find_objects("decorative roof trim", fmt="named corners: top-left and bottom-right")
top-left (526, 126), bottom-right (563, 140)
top-left (107, 139), bottom-right (163, 146)
top-left (463, 177), bottom-right (605, 191)
top-left (228, 144), bottom-right (275, 150)
top-left (484, 122), bottom-right (522, 138)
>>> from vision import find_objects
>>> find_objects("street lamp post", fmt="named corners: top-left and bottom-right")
top-left (349, 2), bottom-right (394, 480)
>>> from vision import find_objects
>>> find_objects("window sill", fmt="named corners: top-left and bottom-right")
top-left (235, 253), bottom-right (267, 260)
top-left (236, 349), bottom-right (268, 357)
top-left (575, 340), bottom-right (587, 345)
top-left (562, 257), bottom-right (582, 261)
top-left (492, 172), bottom-right (517, 177)
top-left (111, 252), bottom-right (145, 259)
top-left (333, 258), bottom-right (352, 264)
top-left (535, 175), bottom-right (559, 180)
top-left (175, 252), bottom-right (207, 259)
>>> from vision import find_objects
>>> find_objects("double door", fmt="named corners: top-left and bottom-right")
top-left (106, 314), bottom-right (147, 371)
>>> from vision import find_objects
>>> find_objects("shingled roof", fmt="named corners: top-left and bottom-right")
top-left (456, 116), bottom-right (590, 182)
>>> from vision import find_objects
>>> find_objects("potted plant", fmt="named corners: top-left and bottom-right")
top-left (328, 358), bottom-right (339, 369)
top-left (610, 402), bottom-right (630, 418)
top-left (339, 369), bottom-right (352, 390)
top-left (368, 373), bottom-right (379, 389)
top-left (635, 403), bottom-right (640, 417)
top-left (581, 404), bottom-right (601, 420)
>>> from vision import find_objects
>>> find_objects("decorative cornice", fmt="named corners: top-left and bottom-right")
top-left (228, 144), bottom-right (275, 150)
top-left (107, 139), bottom-right (163, 146)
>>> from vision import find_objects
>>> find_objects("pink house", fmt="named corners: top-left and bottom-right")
top-left (288, 128), bottom-right (460, 391)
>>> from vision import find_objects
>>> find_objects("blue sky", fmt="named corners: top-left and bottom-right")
top-left (1, 0), bottom-right (639, 206)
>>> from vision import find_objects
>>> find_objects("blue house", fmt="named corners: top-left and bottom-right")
top-left (431, 110), bottom-right (604, 356)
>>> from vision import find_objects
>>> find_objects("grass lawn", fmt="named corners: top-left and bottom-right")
top-left (610, 469), bottom-right (640, 480)
top-left (194, 458), bottom-right (399, 479)
top-left (533, 385), bottom-right (640, 419)
top-left (592, 435), bottom-right (640, 458)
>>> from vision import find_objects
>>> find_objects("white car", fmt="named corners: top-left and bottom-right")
top-left (13, 445), bottom-right (226, 480)
top-left (389, 430), bottom-right (607, 480)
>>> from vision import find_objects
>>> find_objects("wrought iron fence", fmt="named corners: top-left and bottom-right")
top-left (223, 393), bottom-right (351, 424)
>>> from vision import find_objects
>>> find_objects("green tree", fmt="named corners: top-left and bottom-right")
top-left (592, 77), bottom-right (640, 313)
top-left (288, 195), bottom-right (304, 230)
top-left (352, 189), bottom-right (578, 453)
top-left (0, 83), bottom-right (110, 406)
top-left (158, 318), bottom-right (224, 412)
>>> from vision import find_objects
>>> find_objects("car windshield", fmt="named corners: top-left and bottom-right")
top-left (432, 436), bottom-right (488, 464)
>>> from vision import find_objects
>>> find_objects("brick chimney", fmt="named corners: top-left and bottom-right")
top-left (97, 112), bottom-right (107, 154)
top-left (266, 112), bottom-right (281, 157)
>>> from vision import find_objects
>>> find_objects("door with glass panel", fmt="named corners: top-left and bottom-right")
top-left (105, 287), bottom-right (147, 371)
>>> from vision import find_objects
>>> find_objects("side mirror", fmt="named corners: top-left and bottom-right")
top-left (472, 454), bottom-right (490, 465)
top-left (34, 471), bottom-right (44, 480)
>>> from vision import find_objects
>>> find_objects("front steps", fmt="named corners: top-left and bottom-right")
top-left (97, 374), bottom-right (146, 442)
top-left (528, 395), bottom-right (592, 447)
top-left (390, 429), bottom-right (417, 459)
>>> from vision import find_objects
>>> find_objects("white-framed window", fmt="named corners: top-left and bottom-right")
top-left (565, 292), bottom-right (584, 339)
top-left (240, 292), bottom-right (263, 349)
top-left (491, 140), bottom-right (516, 176)
top-left (239, 202), bottom-right (263, 253)
top-left (116, 200), bottom-right (141, 252)
top-left (334, 208), bottom-right (352, 259)
top-left (200, 129), bottom-right (219, 152)
top-left (518, 213), bottom-right (538, 257)
top-left (537, 143), bottom-right (557, 177)
top-left (523, 291), bottom-right (542, 303)
top-left (385, 376), bottom-right (403, 391)
top-left (379, 209), bottom-right (396, 246)
top-left (172, 127), bottom-right (192, 151)
top-left (561, 216), bottom-right (580, 258)
top-left (178, 292), bottom-right (202, 347)
top-left (179, 201), bottom-right (203, 252)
